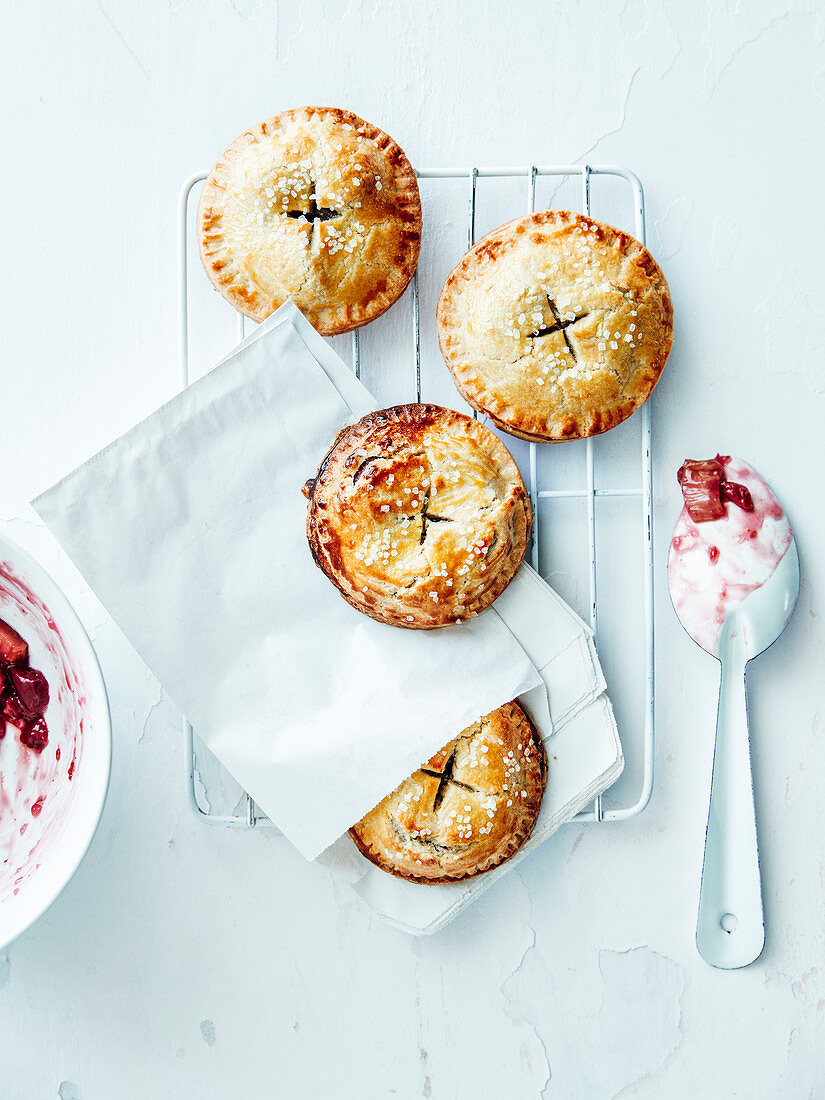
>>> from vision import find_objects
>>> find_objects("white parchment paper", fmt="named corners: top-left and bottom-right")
top-left (33, 303), bottom-right (551, 859)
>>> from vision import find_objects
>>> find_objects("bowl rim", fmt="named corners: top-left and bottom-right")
top-left (0, 531), bottom-right (112, 951)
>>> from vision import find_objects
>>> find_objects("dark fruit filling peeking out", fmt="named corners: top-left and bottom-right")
top-left (0, 618), bottom-right (50, 752)
top-left (677, 455), bottom-right (755, 524)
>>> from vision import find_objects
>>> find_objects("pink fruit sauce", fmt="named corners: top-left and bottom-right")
top-left (0, 559), bottom-right (86, 903)
top-left (668, 456), bottom-right (792, 655)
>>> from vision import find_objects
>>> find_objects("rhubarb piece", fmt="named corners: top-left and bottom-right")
top-left (2, 691), bottom-right (25, 724)
top-left (0, 618), bottom-right (28, 667)
top-left (8, 667), bottom-right (49, 717)
top-left (20, 716), bottom-right (49, 753)
top-left (720, 479), bottom-right (755, 513)
top-left (677, 459), bottom-right (726, 523)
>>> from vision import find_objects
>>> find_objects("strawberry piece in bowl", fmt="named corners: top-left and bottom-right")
top-left (0, 618), bottom-right (28, 667)
top-left (8, 667), bottom-right (49, 718)
top-left (2, 690), bottom-right (27, 724)
top-left (20, 717), bottom-right (49, 754)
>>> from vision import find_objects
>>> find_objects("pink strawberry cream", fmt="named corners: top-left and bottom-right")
top-left (668, 456), bottom-right (792, 655)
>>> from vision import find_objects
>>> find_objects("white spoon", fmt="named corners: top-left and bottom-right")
top-left (667, 457), bottom-right (799, 969)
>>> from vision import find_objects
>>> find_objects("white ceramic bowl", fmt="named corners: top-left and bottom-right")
top-left (0, 533), bottom-right (111, 950)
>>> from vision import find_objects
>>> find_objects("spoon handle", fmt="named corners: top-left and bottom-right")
top-left (696, 655), bottom-right (765, 968)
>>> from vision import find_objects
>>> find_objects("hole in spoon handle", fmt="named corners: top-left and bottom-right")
top-left (696, 657), bottom-right (765, 969)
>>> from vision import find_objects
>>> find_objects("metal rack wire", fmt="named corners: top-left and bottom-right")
top-left (177, 163), bottom-right (655, 828)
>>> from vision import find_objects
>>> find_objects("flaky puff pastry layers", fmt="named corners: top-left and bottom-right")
top-left (350, 701), bottom-right (547, 884)
top-left (198, 107), bottom-right (421, 334)
top-left (437, 210), bottom-right (673, 441)
top-left (303, 404), bottom-right (531, 628)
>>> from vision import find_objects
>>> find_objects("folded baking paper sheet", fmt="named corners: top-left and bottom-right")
top-left (33, 304), bottom-right (552, 859)
top-left (34, 302), bottom-right (622, 880)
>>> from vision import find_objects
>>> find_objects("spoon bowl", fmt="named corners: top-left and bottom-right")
top-left (722, 536), bottom-right (800, 662)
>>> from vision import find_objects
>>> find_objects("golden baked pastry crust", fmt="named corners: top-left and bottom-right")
top-left (437, 210), bottom-right (674, 441)
top-left (198, 106), bottom-right (422, 335)
top-left (304, 404), bottom-right (531, 628)
top-left (350, 701), bottom-right (547, 884)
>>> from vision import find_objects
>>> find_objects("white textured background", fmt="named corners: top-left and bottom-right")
top-left (2, 2), bottom-right (824, 1097)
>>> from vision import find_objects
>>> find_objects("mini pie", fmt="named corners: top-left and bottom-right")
top-left (437, 210), bottom-right (674, 441)
top-left (304, 404), bottom-right (531, 628)
top-left (350, 701), bottom-right (547, 884)
top-left (198, 106), bottom-right (422, 334)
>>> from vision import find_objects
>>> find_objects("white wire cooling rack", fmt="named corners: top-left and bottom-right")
top-left (177, 163), bottom-right (655, 828)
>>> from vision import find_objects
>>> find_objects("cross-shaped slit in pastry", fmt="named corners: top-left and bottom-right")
top-left (352, 458), bottom-right (453, 546)
top-left (530, 296), bottom-right (588, 363)
top-left (420, 747), bottom-right (479, 811)
top-left (286, 187), bottom-right (341, 250)
top-left (286, 190), bottom-right (340, 224)
top-left (418, 488), bottom-right (452, 545)
top-left (387, 745), bottom-right (481, 853)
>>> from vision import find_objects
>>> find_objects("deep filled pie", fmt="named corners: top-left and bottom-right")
top-left (437, 210), bottom-right (673, 441)
top-left (350, 701), bottom-right (547, 883)
top-left (198, 106), bottom-right (422, 334)
top-left (303, 404), bottom-right (531, 628)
